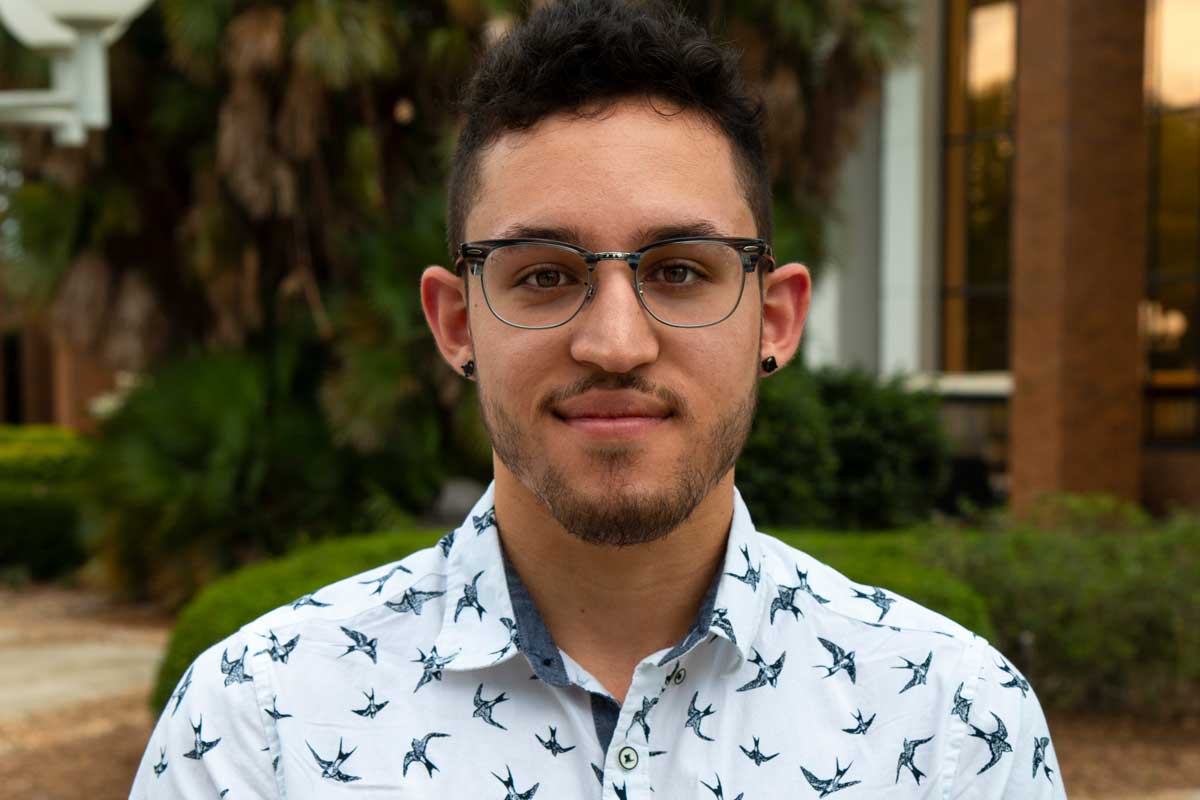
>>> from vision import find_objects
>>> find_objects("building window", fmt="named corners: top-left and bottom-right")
top-left (1145, 0), bottom-right (1200, 443)
top-left (941, 0), bottom-right (1018, 373)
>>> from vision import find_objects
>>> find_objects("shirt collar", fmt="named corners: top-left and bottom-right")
top-left (433, 481), bottom-right (768, 674)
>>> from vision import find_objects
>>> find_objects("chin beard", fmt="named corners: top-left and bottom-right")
top-left (477, 375), bottom-right (759, 547)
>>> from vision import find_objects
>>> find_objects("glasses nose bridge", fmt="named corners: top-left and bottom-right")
top-left (582, 250), bottom-right (643, 304)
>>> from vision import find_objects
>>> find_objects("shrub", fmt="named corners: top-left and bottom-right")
top-left (923, 502), bottom-right (1200, 718)
top-left (738, 367), bottom-right (949, 529)
top-left (85, 345), bottom-right (392, 609)
top-left (151, 527), bottom-right (991, 710)
top-left (737, 367), bottom-right (837, 527)
top-left (0, 426), bottom-right (91, 580)
top-left (151, 529), bottom-right (443, 711)
top-left (813, 368), bottom-right (948, 529)
top-left (0, 482), bottom-right (85, 580)
top-left (0, 424), bottom-right (93, 483)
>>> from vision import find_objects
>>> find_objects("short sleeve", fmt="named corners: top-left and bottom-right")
top-left (129, 632), bottom-right (279, 799)
top-left (948, 642), bottom-right (1069, 799)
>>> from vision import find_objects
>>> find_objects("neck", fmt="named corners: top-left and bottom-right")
top-left (493, 463), bottom-right (734, 703)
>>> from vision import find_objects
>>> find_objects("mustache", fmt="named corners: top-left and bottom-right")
top-left (539, 373), bottom-right (687, 420)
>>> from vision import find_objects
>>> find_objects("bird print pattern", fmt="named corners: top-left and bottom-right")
top-left (130, 482), bottom-right (1068, 799)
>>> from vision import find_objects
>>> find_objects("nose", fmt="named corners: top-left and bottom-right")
top-left (567, 259), bottom-right (660, 374)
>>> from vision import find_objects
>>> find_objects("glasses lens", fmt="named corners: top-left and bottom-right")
top-left (636, 241), bottom-right (746, 326)
top-left (481, 244), bottom-right (590, 327)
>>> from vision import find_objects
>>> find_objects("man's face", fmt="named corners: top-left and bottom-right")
top-left (463, 97), bottom-right (765, 546)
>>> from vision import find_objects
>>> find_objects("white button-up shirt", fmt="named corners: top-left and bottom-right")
top-left (131, 483), bottom-right (1068, 799)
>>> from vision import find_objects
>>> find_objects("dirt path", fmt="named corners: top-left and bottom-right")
top-left (0, 586), bottom-right (1196, 799)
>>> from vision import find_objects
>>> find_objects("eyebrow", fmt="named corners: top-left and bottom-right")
top-left (492, 219), bottom-right (729, 249)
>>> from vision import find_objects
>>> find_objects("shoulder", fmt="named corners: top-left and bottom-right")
top-left (753, 530), bottom-right (982, 642)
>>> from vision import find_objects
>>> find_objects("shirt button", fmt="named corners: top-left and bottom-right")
top-left (673, 667), bottom-right (687, 685)
top-left (618, 745), bottom-right (639, 771)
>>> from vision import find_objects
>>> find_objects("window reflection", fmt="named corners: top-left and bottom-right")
top-left (943, 0), bottom-right (1017, 373)
top-left (1145, 0), bottom-right (1200, 442)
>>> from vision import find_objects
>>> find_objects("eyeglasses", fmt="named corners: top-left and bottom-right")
top-left (456, 236), bottom-right (775, 330)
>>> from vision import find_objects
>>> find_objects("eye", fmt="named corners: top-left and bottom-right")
top-left (644, 261), bottom-right (707, 285)
top-left (519, 268), bottom-right (581, 289)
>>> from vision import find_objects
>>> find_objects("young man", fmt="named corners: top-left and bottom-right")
top-left (131, 2), bottom-right (1066, 798)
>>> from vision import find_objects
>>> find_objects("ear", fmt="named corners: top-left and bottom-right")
top-left (421, 265), bottom-right (474, 374)
top-left (760, 261), bottom-right (811, 372)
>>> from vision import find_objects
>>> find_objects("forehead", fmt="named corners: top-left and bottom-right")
top-left (466, 97), bottom-right (755, 247)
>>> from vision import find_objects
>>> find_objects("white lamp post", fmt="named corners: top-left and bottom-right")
top-left (0, 0), bottom-right (153, 145)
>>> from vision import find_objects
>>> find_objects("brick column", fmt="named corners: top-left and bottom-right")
top-left (1010, 0), bottom-right (1148, 512)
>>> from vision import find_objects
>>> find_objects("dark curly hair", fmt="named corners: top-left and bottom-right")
top-left (446, 0), bottom-right (770, 261)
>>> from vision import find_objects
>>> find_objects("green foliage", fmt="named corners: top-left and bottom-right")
top-left (738, 367), bottom-right (837, 527)
top-left (738, 367), bottom-right (949, 529)
top-left (0, 182), bottom-right (83, 308)
top-left (0, 482), bottom-right (85, 581)
top-left (87, 344), bottom-right (383, 608)
top-left (0, 425), bottom-right (94, 483)
top-left (815, 368), bottom-right (948, 529)
top-left (924, 504), bottom-right (1200, 717)
top-left (151, 528), bottom-right (443, 711)
top-left (0, 426), bottom-right (91, 580)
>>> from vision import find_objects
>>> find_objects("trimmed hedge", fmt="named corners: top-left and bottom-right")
top-left (0, 425), bottom-right (91, 581)
top-left (0, 424), bottom-right (93, 483)
top-left (924, 510), bottom-right (1200, 718)
top-left (151, 528), bottom-right (990, 712)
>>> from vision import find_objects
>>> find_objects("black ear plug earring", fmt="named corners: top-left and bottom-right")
top-left (461, 360), bottom-right (475, 378)
top-left (761, 355), bottom-right (778, 374)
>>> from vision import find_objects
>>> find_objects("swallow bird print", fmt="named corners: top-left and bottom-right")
top-left (338, 626), bottom-right (378, 663)
top-left (473, 683), bottom-right (509, 730)
top-left (841, 709), bottom-right (875, 735)
top-left (289, 592), bottom-right (331, 610)
top-left (413, 645), bottom-right (458, 692)
top-left (384, 587), bottom-right (447, 616)
top-left (814, 637), bottom-right (857, 683)
top-left (219, 645), bottom-right (252, 686)
top-left (492, 765), bottom-right (538, 799)
top-left (473, 506), bottom-right (497, 535)
top-left (702, 773), bottom-right (744, 800)
top-left (454, 570), bottom-right (487, 622)
top-left (850, 585), bottom-right (895, 622)
top-left (402, 732), bottom-right (450, 777)
top-left (725, 545), bottom-right (761, 591)
top-left (951, 682), bottom-right (972, 723)
top-left (894, 652), bottom-right (933, 694)
top-left (686, 691), bottom-right (716, 741)
top-left (182, 716), bottom-right (220, 760)
top-left (737, 648), bottom-right (786, 692)
top-left (800, 757), bottom-right (861, 797)
top-left (536, 726), bottom-right (576, 756)
top-left (358, 562), bottom-right (413, 596)
top-left (1032, 735), bottom-right (1055, 782)
top-left (168, 665), bottom-right (193, 717)
top-left (895, 735), bottom-right (934, 784)
top-left (628, 695), bottom-right (658, 740)
top-left (739, 737), bottom-right (779, 765)
top-left (306, 737), bottom-right (361, 783)
top-left (351, 689), bottom-right (390, 718)
top-left (255, 630), bottom-right (299, 664)
top-left (968, 711), bottom-right (1013, 774)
